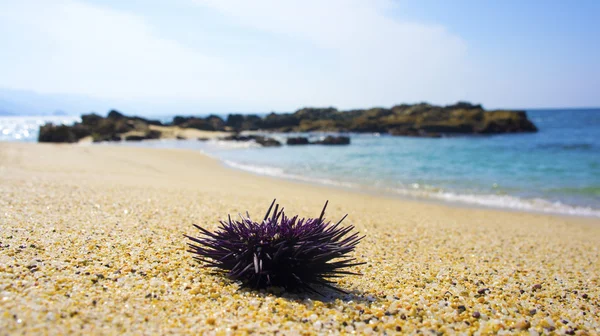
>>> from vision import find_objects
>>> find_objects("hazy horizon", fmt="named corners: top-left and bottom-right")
top-left (1, 86), bottom-right (600, 118)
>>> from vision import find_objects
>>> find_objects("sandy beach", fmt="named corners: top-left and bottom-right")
top-left (1, 142), bottom-right (598, 334)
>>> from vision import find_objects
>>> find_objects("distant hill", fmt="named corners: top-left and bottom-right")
top-left (0, 98), bottom-right (21, 116)
top-left (0, 88), bottom-right (245, 117)
top-left (0, 88), bottom-right (113, 116)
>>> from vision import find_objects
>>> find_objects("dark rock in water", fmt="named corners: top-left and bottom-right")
top-left (475, 111), bottom-right (538, 134)
top-left (287, 137), bottom-right (310, 145)
top-left (176, 135), bottom-right (186, 140)
top-left (220, 134), bottom-right (281, 147)
top-left (124, 135), bottom-right (145, 141)
top-left (38, 124), bottom-right (77, 143)
top-left (221, 134), bottom-right (253, 142)
top-left (197, 137), bottom-right (209, 141)
top-left (314, 135), bottom-right (350, 145)
top-left (254, 136), bottom-right (281, 147)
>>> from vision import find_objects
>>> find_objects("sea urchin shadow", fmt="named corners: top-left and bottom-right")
top-left (281, 287), bottom-right (375, 304)
top-left (184, 199), bottom-right (365, 295)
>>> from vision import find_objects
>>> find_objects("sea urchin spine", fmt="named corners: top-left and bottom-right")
top-left (184, 200), bottom-right (365, 294)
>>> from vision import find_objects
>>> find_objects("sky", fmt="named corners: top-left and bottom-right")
top-left (0, 0), bottom-right (599, 115)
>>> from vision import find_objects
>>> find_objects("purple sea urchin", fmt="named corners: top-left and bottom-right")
top-left (184, 200), bottom-right (365, 294)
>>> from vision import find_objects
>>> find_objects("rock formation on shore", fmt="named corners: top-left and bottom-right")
top-left (172, 101), bottom-right (536, 136)
top-left (222, 102), bottom-right (537, 136)
top-left (38, 110), bottom-right (163, 143)
top-left (38, 102), bottom-right (538, 143)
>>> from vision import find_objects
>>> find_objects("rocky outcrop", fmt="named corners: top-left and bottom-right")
top-left (39, 110), bottom-right (162, 143)
top-left (225, 114), bottom-right (263, 132)
top-left (38, 124), bottom-right (79, 143)
top-left (38, 102), bottom-right (538, 143)
top-left (172, 115), bottom-right (225, 131)
top-left (233, 102), bottom-right (537, 137)
top-left (254, 136), bottom-right (282, 147)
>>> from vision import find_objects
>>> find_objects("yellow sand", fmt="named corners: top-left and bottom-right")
top-left (0, 142), bottom-right (598, 335)
top-left (78, 125), bottom-right (229, 143)
top-left (147, 125), bottom-right (230, 140)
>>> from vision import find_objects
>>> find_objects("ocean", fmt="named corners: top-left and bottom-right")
top-left (1, 109), bottom-right (599, 217)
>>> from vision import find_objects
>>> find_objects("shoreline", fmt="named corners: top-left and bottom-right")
top-left (1, 142), bottom-right (599, 334)
top-left (8, 141), bottom-right (600, 228)
top-left (4, 110), bottom-right (599, 219)
top-left (101, 138), bottom-right (600, 219)
top-left (218, 156), bottom-right (600, 219)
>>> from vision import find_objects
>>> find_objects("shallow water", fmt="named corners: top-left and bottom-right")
top-left (2, 109), bottom-right (599, 217)
top-left (0, 115), bottom-right (80, 142)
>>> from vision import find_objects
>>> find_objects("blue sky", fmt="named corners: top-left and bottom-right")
top-left (0, 0), bottom-right (598, 115)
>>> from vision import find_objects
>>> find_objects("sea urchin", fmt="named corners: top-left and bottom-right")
top-left (184, 200), bottom-right (365, 294)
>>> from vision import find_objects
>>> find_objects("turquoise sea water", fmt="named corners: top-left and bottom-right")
top-left (198, 109), bottom-right (600, 217)
top-left (1, 109), bottom-right (599, 216)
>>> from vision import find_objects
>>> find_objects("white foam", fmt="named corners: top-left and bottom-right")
top-left (222, 160), bottom-right (357, 188)
top-left (224, 160), bottom-right (286, 176)
top-left (421, 190), bottom-right (600, 217)
top-left (222, 159), bottom-right (600, 218)
top-left (206, 139), bottom-right (261, 149)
